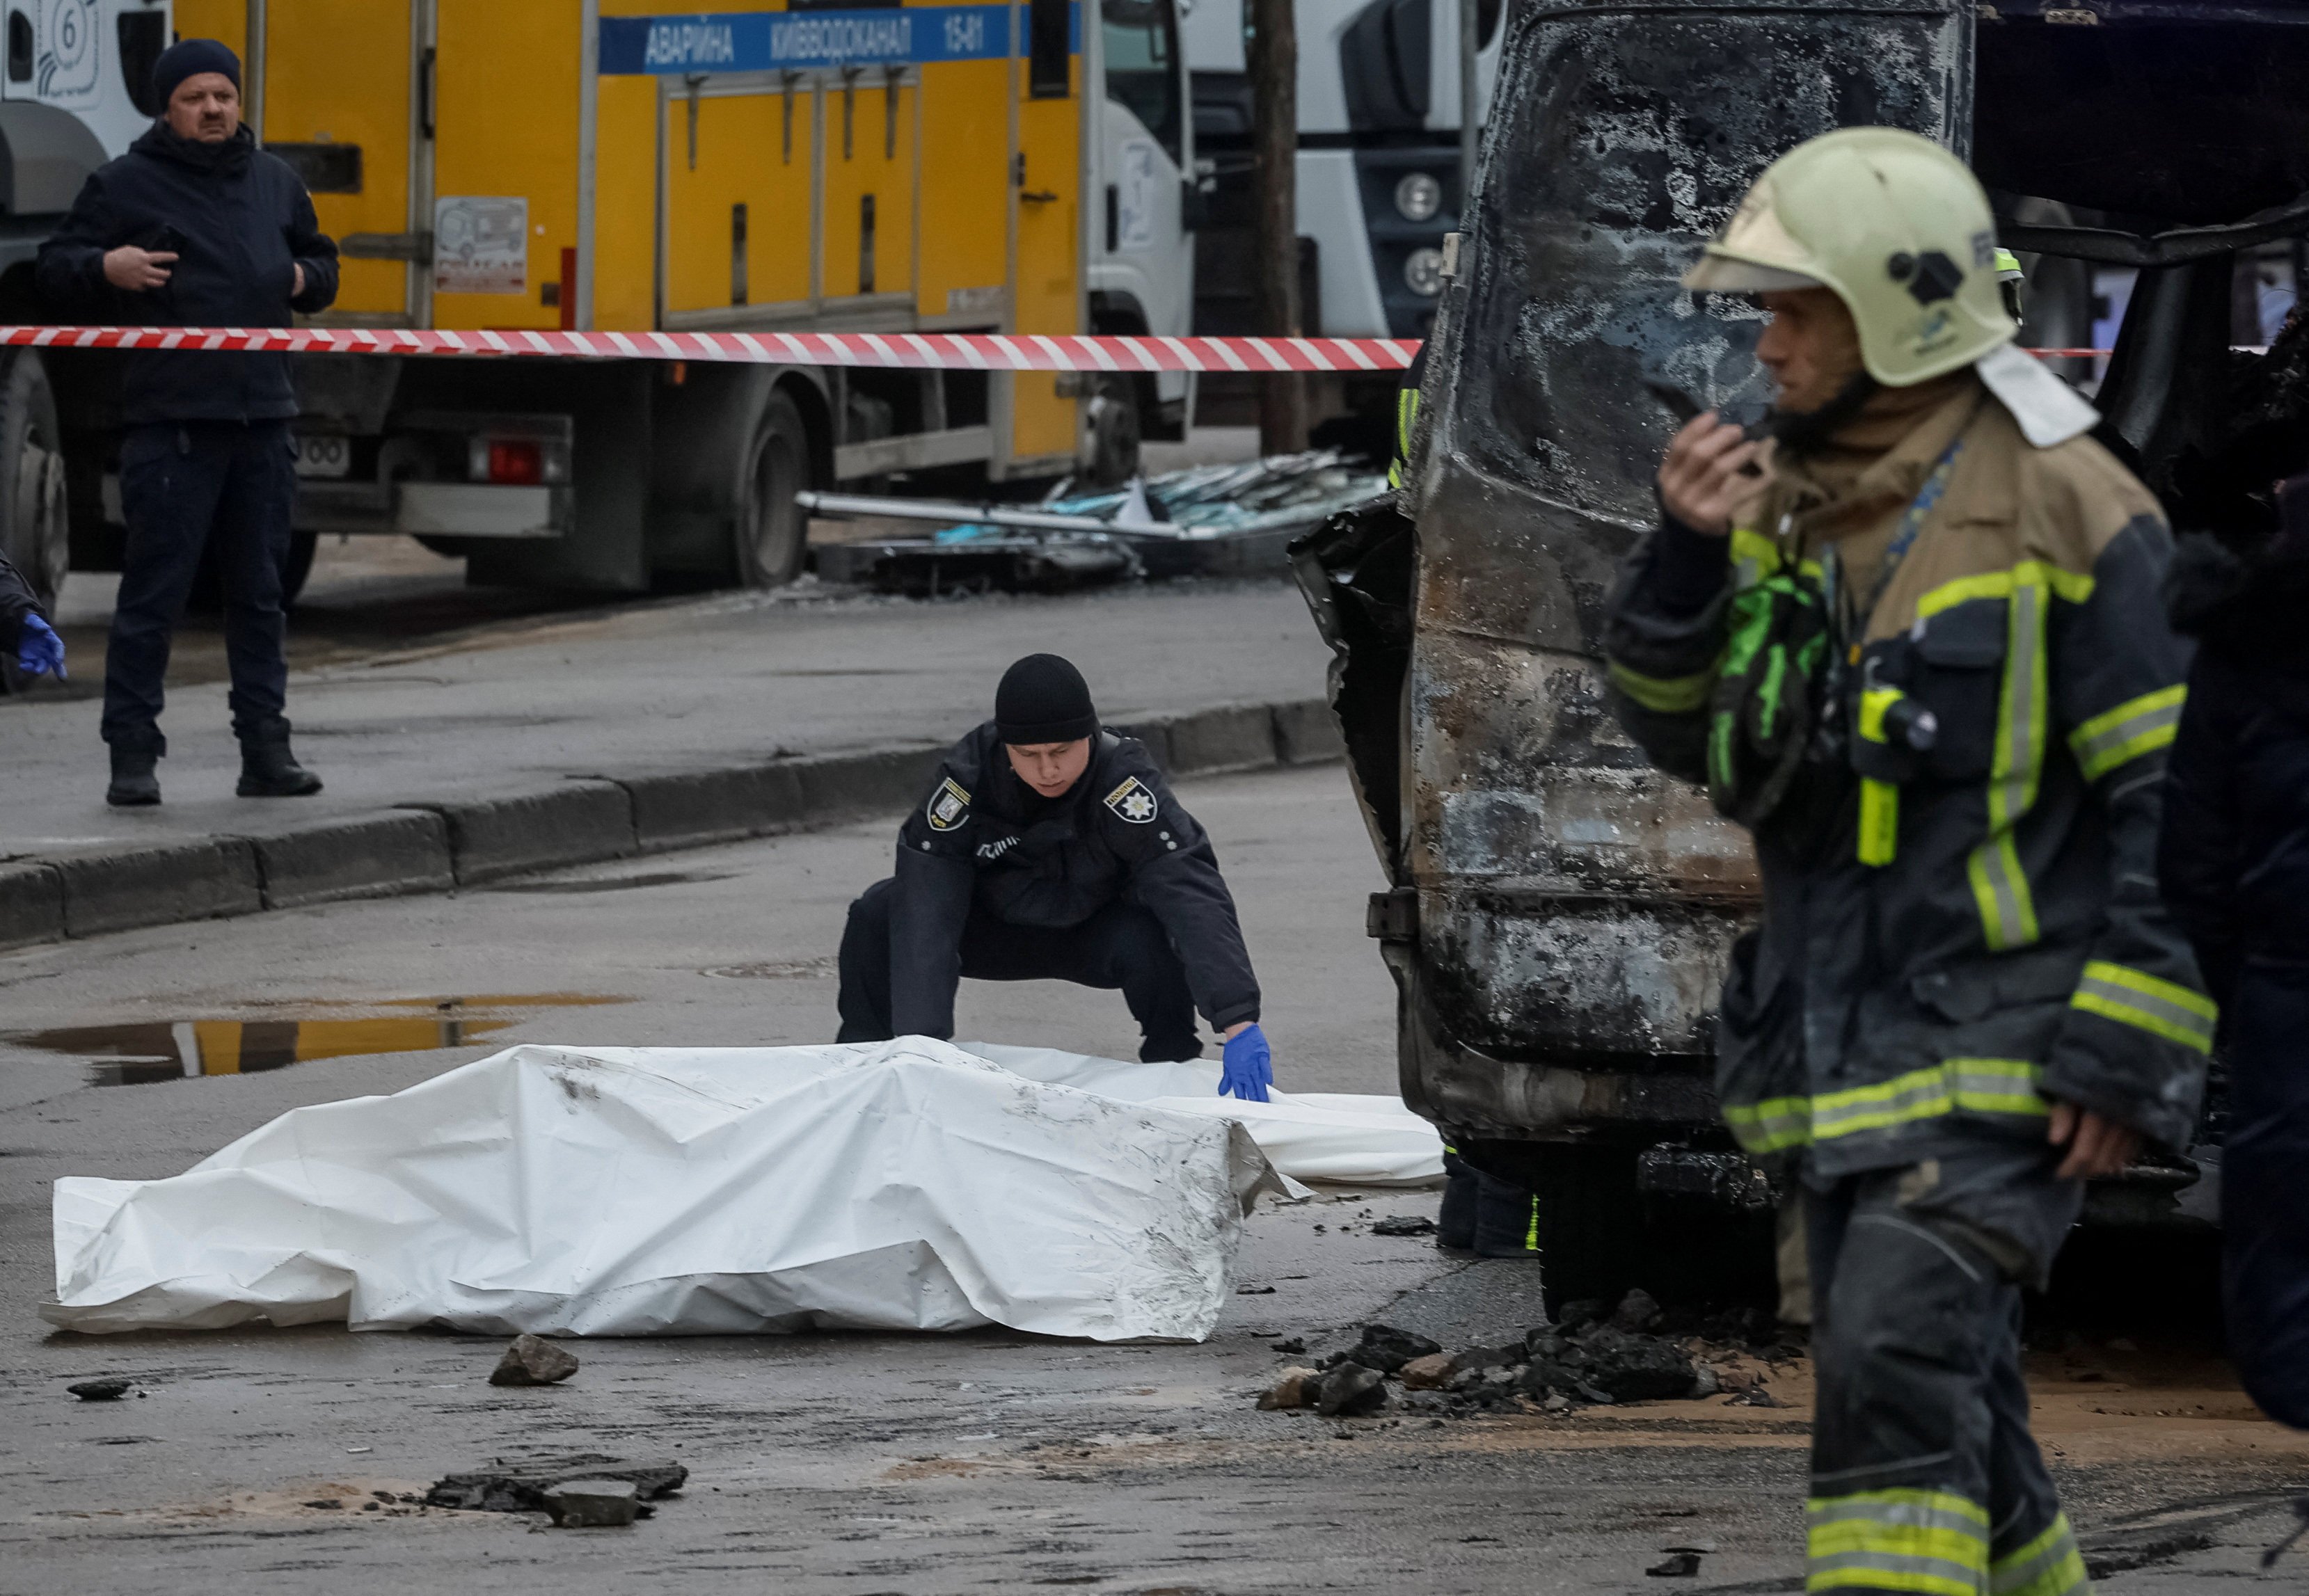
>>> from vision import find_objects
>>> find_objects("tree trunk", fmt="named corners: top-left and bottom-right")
top-left (1246, 0), bottom-right (1308, 454)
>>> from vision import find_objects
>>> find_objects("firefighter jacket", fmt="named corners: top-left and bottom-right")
top-left (888, 721), bottom-right (1262, 1039)
top-left (1603, 374), bottom-right (2211, 1174)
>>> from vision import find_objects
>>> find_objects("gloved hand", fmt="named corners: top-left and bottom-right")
top-left (1219, 1023), bottom-right (1272, 1103)
top-left (16, 614), bottom-right (64, 679)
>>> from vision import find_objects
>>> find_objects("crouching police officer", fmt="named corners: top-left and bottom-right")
top-left (1606, 129), bottom-right (2208, 1596)
top-left (836, 653), bottom-right (1274, 1098)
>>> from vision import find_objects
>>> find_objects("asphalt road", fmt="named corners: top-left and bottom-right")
top-left (3, 762), bottom-right (2305, 1593)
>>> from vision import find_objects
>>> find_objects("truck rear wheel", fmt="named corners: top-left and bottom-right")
top-left (736, 390), bottom-right (809, 588)
top-left (0, 351), bottom-right (68, 696)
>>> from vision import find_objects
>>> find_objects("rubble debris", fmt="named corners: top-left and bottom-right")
top-left (1647, 1551), bottom-right (1704, 1577)
top-left (1612, 1288), bottom-right (1663, 1332)
top-left (1315, 1363), bottom-right (1389, 1417)
top-left (1235, 1284), bottom-right (1278, 1295)
top-left (1335, 1323), bottom-right (1443, 1374)
top-left (304, 1499), bottom-right (342, 1510)
top-left (489, 1334), bottom-right (580, 1387)
top-left (1372, 1215), bottom-right (1436, 1236)
top-left (66, 1378), bottom-right (131, 1401)
top-left (427, 1457), bottom-right (688, 1513)
top-left (542, 1478), bottom-right (641, 1529)
top-left (807, 453), bottom-right (1388, 596)
top-left (1272, 1337), bottom-right (1306, 1355)
top-left (1252, 1289), bottom-right (1754, 1420)
top-left (1398, 1353), bottom-right (1457, 1390)
top-left (1257, 1367), bottom-right (1322, 1410)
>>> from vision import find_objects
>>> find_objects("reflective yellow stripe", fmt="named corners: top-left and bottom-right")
top-left (2072, 959), bottom-right (2217, 1053)
top-left (1724, 1092), bottom-right (1814, 1154)
top-left (1914, 559), bottom-right (2095, 621)
top-left (1857, 687), bottom-right (1901, 866)
top-left (1609, 659), bottom-right (1715, 715)
top-left (1991, 1514), bottom-right (2088, 1596)
top-left (1808, 1489), bottom-right (1990, 1596)
top-left (1966, 577), bottom-right (2047, 950)
top-left (1388, 388), bottom-right (1418, 490)
top-left (1725, 1060), bottom-right (2047, 1153)
top-left (2068, 684), bottom-right (2184, 780)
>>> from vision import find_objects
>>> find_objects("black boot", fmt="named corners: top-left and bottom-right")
top-left (237, 723), bottom-right (322, 797)
top-left (106, 736), bottom-right (162, 807)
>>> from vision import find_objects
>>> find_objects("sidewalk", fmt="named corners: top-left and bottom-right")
top-left (0, 576), bottom-right (1342, 947)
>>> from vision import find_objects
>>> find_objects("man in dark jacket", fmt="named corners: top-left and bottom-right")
top-left (2160, 479), bottom-right (2309, 1432)
top-left (836, 653), bottom-right (1274, 1097)
top-left (35, 38), bottom-right (338, 806)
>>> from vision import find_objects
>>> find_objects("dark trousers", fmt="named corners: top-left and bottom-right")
top-left (1803, 1147), bottom-right (2088, 1596)
top-left (835, 877), bottom-right (1202, 1062)
top-left (2223, 961), bottom-right (2309, 1428)
top-left (103, 420), bottom-right (296, 748)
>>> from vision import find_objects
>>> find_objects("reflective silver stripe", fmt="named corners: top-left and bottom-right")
top-left (2068, 685), bottom-right (2184, 780)
top-left (1808, 1489), bottom-right (1990, 1596)
top-left (2072, 961), bottom-right (2217, 1053)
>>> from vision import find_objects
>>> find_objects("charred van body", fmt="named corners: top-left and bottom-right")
top-left (1296, 0), bottom-right (2309, 1302)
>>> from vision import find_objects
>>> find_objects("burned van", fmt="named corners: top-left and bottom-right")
top-left (1296, 0), bottom-right (2309, 1300)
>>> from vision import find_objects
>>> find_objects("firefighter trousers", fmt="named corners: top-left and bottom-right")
top-left (1804, 1145), bottom-right (2090, 1596)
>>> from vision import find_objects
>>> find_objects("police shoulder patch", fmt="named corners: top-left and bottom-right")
top-left (1103, 774), bottom-right (1159, 824)
top-left (926, 776), bottom-right (971, 831)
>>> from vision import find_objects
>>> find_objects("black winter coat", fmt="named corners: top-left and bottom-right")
top-left (889, 722), bottom-right (1262, 1039)
top-left (2159, 525), bottom-right (2309, 1009)
top-left (35, 123), bottom-right (338, 425)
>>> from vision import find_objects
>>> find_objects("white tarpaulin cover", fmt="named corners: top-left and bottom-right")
top-left (45, 1038), bottom-right (1440, 1340)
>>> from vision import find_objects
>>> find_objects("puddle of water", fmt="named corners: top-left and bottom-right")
top-left (13, 994), bottom-right (628, 1087)
top-left (491, 871), bottom-right (732, 895)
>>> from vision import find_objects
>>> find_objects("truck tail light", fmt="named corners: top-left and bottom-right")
top-left (487, 439), bottom-right (543, 485)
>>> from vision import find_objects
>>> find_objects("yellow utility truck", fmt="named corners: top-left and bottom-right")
top-left (153, 0), bottom-right (1195, 593)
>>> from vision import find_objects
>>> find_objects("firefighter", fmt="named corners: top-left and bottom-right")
top-left (836, 653), bottom-right (1273, 1097)
top-left (1604, 127), bottom-right (2207, 1596)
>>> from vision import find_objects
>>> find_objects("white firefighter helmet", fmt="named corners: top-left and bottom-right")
top-left (1682, 126), bottom-right (2018, 388)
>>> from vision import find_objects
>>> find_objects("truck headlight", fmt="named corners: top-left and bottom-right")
top-left (1394, 172), bottom-right (1442, 223)
top-left (1404, 248), bottom-right (1445, 297)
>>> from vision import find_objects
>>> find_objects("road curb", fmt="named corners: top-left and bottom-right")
top-left (0, 696), bottom-right (1344, 952)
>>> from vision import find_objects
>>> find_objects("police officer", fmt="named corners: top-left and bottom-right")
top-left (836, 653), bottom-right (1274, 1098)
top-left (1606, 129), bottom-right (2207, 1596)
top-left (36, 38), bottom-right (339, 806)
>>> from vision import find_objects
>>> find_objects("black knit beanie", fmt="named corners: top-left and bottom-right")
top-left (995, 653), bottom-right (1097, 744)
top-left (152, 38), bottom-right (241, 108)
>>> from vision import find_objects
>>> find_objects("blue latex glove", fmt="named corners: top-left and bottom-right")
top-left (16, 614), bottom-right (64, 679)
top-left (1219, 1023), bottom-right (1272, 1103)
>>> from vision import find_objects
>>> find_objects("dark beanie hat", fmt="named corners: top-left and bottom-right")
top-left (995, 653), bottom-right (1097, 744)
top-left (152, 38), bottom-right (241, 108)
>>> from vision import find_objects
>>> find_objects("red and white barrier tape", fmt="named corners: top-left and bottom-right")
top-left (0, 324), bottom-right (1422, 373)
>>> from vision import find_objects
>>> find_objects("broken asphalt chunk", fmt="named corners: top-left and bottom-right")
top-left (66, 1378), bottom-right (131, 1401)
top-left (489, 1333), bottom-right (580, 1387)
top-left (1257, 1366), bottom-right (1322, 1410)
top-left (1343, 1323), bottom-right (1443, 1374)
top-left (1372, 1215), bottom-right (1436, 1236)
top-left (1397, 1353), bottom-right (1457, 1390)
top-left (1647, 1551), bottom-right (1703, 1577)
top-left (543, 1478), bottom-right (640, 1529)
top-left (427, 1457), bottom-right (688, 1513)
top-left (1315, 1362), bottom-right (1389, 1417)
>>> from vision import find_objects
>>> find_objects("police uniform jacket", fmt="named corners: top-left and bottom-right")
top-left (889, 721), bottom-right (1262, 1039)
top-left (1603, 373), bottom-right (2211, 1174)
